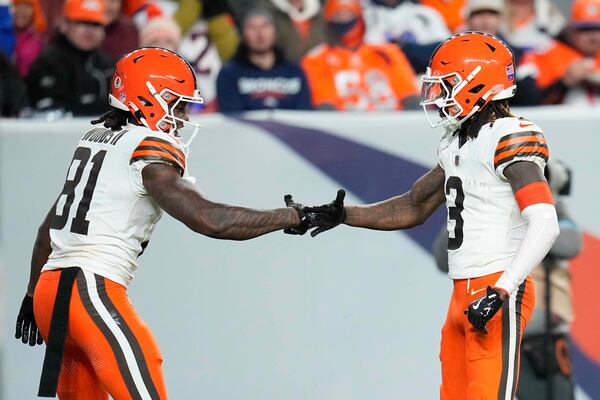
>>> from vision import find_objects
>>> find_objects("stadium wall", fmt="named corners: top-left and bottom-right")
top-left (1, 108), bottom-right (599, 399)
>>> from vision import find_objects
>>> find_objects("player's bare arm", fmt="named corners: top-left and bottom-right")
top-left (344, 165), bottom-right (446, 230)
top-left (16, 202), bottom-right (55, 346)
top-left (27, 204), bottom-right (56, 296)
top-left (143, 163), bottom-right (301, 240)
top-left (503, 159), bottom-right (546, 192)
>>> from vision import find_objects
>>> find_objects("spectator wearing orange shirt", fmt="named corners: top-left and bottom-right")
top-left (301, 0), bottom-right (419, 111)
top-left (419, 0), bottom-right (466, 33)
top-left (518, 0), bottom-right (600, 105)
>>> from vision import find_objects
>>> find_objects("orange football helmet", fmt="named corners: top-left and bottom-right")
top-left (420, 32), bottom-right (516, 130)
top-left (109, 47), bottom-right (204, 141)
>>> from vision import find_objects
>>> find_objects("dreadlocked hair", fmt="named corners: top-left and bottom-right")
top-left (91, 108), bottom-right (131, 131)
top-left (456, 99), bottom-right (514, 141)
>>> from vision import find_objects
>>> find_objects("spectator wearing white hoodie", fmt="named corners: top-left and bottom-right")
top-left (361, 0), bottom-right (450, 46)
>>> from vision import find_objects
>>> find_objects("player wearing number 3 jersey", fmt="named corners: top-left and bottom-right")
top-left (303, 32), bottom-right (560, 399)
top-left (15, 47), bottom-right (315, 400)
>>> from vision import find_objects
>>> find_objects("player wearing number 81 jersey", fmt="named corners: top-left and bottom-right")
top-left (302, 32), bottom-right (560, 399)
top-left (15, 47), bottom-right (315, 400)
top-left (44, 125), bottom-right (186, 286)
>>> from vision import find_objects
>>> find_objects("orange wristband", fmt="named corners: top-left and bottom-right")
top-left (514, 181), bottom-right (554, 211)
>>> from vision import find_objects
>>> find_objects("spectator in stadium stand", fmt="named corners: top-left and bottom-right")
top-left (139, 15), bottom-right (181, 51)
top-left (500, 0), bottom-right (565, 51)
top-left (12, 0), bottom-right (46, 77)
top-left (259, 0), bottom-right (326, 63)
top-left (403, 0), bottom-right (524, 74)
top-left (361, 0), bottom-right (450, 46)
top-left (173, 0), bottom-right (240, 62)
top-left (419, 0), bottom-right (465, 33)
top-left (0, 52), bottom-right (28, 116)
top-left (216, 8), bottom-right (311, 111)
top-left (517, 0), bottom-right (600, 105)
top-left (0, 0), bottom-right (16, 58)
top-left (26, 0), bottom-right (114, 115)
top-left (171, 1), bottom-right (241, 113)
top-left (41, 0), bottom-right (160, 39)
top-left (101, 0), bottom-right (139, 61)
top-left (301, 0), bottom-right (419, 111)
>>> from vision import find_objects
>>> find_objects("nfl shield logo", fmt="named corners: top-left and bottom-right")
top-left (506, 65), bottom-right (515, 82)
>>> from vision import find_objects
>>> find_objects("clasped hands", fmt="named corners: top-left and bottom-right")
top-left (284, 189), bottom-right (346, 237)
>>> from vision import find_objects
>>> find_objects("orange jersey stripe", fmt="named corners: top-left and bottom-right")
top-left (497, 135), bottom-right (547, 149)
top-left (494, 146), bottom-right (549, 165)
top-left (138, 140), bottom-right (185, 162)
top-left (514, 181), bottom-right (554, 210)
top-left (131, 149), bottom-right (185, 170)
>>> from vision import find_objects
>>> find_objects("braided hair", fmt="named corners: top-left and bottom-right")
top-left (91, 108), bottom-right (132, 131)
top-left (456, 99), bottom-right (514, 143)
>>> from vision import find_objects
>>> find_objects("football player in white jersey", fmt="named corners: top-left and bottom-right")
top-left (15, 47), bottom-right (313, 400)
top-left (303, 32), bottom-right (560, 399)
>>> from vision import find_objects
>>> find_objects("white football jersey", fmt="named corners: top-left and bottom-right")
top-left (43, 124), bottom-right (187, 286)
top-left (438, 117), bottom-right (549, 279)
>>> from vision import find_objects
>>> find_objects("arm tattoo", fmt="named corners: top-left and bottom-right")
top-left (345, 165), bottom-right (446, 230)
top-left (205, 205), bottom-right (298, 240)
top-left (143, 164), bottom-right (299, 241)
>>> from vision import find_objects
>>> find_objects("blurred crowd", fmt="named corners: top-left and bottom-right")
top-left (1, 0), bottom-right (600, 117)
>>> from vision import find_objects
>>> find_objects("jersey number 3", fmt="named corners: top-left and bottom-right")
top-left (51, 147), bottom-right (107, 235)
top-left (445, 176), bottom-right (465, 250)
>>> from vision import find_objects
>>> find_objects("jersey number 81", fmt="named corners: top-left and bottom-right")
top-left (50, 146), bottom-right (106, 235)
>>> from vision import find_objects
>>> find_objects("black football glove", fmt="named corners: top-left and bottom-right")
top-left (283, 194), bottom-right (313, 235)
top-left (303, 189), bottom-right (346, 237)
top-left (16, 294), bottom-right (44, 346)
top-left (465, 286), bottom-right (506, 334)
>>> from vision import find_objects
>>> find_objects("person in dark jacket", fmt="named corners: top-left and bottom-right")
top-left (26, 0), bottom-right (114, 116)
top-left (0, 52), bottom-right (29, 116)
top-left (216, 8), bottom-right (312, 112)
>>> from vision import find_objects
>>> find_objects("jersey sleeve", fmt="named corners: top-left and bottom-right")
top-left (130, 136), bottom-right (186, 176)
top-left (493, 129), bottom-right (549, 179)
top-left (128, 135), bottom-right (187, 196)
